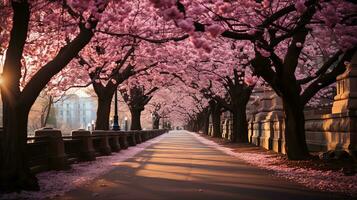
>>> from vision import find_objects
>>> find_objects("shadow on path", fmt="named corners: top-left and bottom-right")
top-left (55, 131), bottom-right (347, 200)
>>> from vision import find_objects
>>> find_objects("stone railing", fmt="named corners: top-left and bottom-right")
top-left (5, 128), bottom-right (167, 174)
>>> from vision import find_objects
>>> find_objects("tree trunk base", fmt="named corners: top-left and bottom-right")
top-left (283, 99), bottom-right (310, 160)
top-left (286, 152), bottom-right (311, 160)
top-left (0, 172), bottom-right (39, 192)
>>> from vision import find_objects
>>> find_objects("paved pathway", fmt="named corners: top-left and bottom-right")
top-left (57, 131), bottom-right (345, 200)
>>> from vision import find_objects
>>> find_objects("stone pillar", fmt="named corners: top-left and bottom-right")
top-left (149, 130), bottom-right (155, 139)
top-left (227, 118), bottom-right (233, 140)
top-left (107, 131), bottom-right (121, 152)
top-left (221, 111), bottom-right (230, 139)
top-left (141, 131), bottom-right (148, 141)
top-left (127, 131), bottom-right (137, 146)
top-left (35, 127), bottom-right (68, 170)
top-left (227, 112), bottom-right (233, 139)
top-left (332, 54), bottom-right (357, 114)
top-left (118, 132), bottom-right (129, 149)
top-left (146, 130), bottom-right (152, 139)
top-left (330, 52), bottom-right (357, 156)
top-left (266, 93), bottom-right (284, 153)
top-left (247, 99), bottom-right (259, 143)
top-left (252, 88), bottom-right (273, 146)
top-left (258, 89), bottom-right (275, 149)
top-left (134, 131), bottom-right (143, 144)
top-left (222, 119), bottom-right (228, 139)
top-left (72, 129), bottom-right (96, 161)
top-left (92, 130), bottom-right (111, 155)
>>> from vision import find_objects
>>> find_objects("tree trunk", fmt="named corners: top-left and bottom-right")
top-left (0, 1), bottom-right (39, 191)
top-left (202, 110), bottom-right (210, 135)
top-left (130, 109), bottom-right (142, 130)
top-left (41, 96), bottom-right (53, 127)
top-left (1, 0), bottom-right (100, 192)
top-left (153, 117), bottom-right (160, 129)
top-left (211, 109), bottom-right (221, 137)
top-left (231, 105), bottom-right (248, 143)
top-left (0, 105), bottom-right (39, 191)
top-left (95, 95), bottom-right (113, 130)
top-left (282, 98), bottom-right (310, 160)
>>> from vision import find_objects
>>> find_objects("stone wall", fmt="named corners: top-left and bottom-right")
top-left (216, 52), bottom-right (357, 156)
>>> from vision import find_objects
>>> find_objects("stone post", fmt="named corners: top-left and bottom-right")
top-left (222, 119), bottom-right (228, 139)
top-left (252, 88), bottom-right (273, 146)
top-left (141, 131), bottom-right (148, 142)
top-left (330, 52), bottom-right (357, 156)
top-left (258, 89), bottom-right (275, 149)
top-left (227, 112), bottom-right (233, 139)
top-left (266, 93), bottom-right (284, 153)
top-left (127, 131), bottom-right (137, 146)
top-left (72, 129), bottom-right (96, 161)
top-left (247, 99), bottom-right (259, 143)
top-left (332, 54), bottom-right (357, 114)
top-left (107, 131), bottom-right (121, 152)
top-left (35, 127), bottom-right (68, 170)
top-left (118, 131), bottom-right (129, 149)
top-left (221, 111), bottom-right (230, 139)
top-left (92, 130), bottom-right (111, 155)
top-left (135, 131), bottom-right (143, 144)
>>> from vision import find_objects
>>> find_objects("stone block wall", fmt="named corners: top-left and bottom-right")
top-left (216, 52), bottom-right (357, 156)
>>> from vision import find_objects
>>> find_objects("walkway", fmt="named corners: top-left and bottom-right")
top-left (57, 130), bottom-right (344, 200)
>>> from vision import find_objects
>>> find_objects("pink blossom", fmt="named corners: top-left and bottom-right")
top-left (206, 24), bottom-right (224, 38)
top-left (295, 0), bottom-right (307, 14)
top-left (177, 19), bottom-right (195, 33)
top-left (201, 43), bottom-right (212, 53)
top-left (162, 6), bottom-right (184, 21)
top-left (247, 29), bottom-right (256, 35)
top-left (218, 2), bottom-right (234, 13)
top-left (245, 76), bottom-right (258, 86)
top-left (262, 0), bottom-right (271, 9)
top-left (191, 37), bottom-right (204, 48)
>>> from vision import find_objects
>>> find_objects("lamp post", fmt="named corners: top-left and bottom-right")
top-left (151, 113), bottom-right (154, 129)
top-left (124, 116), bottom-right (128, 131)
top-left (112, 90), bottom-right (120, 130)
top-left (91, 120), bottom-right (95, 131)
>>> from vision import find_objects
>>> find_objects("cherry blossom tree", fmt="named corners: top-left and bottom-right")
top-left (67, 0), bottom-right (188, 130)
top-left (150, 0), bottom-right (357, 160)
top-left (146, 87), bottom-right (187, 129)
top-left (75, 41), bottom-right (141, 130)
top-left (0, 0), bottom-right (111, 191)
top-left (150, 102), bottom-right (162, 129)
top-left (119, 65), bottom-right (174, 130)
top-left (181, 93), bottom-right (209, 132)
top-left (166, 38), bottom-right (259, 141)
top-left (120, 85), bottom-right (158, 130)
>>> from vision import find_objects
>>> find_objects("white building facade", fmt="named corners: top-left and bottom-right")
top-left (54, 94), bottom-right (97, 134)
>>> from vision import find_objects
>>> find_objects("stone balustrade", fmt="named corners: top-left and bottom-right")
top-left (1, 129), bottom-right (167, 174)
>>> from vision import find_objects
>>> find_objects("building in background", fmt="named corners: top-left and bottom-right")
top-left (1, 90), bottom-right (154, 136)
top-left (54, 94), bottom-right (97, 135)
